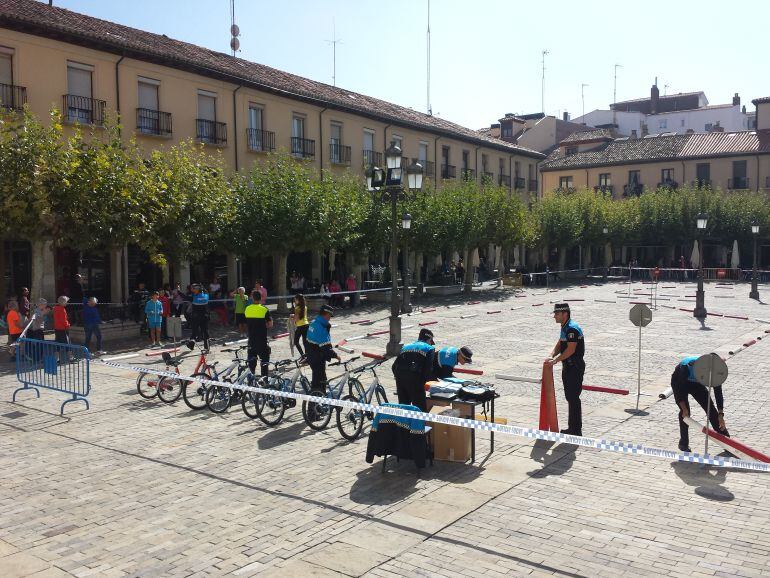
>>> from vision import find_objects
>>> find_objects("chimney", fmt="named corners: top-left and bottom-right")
top-left (742, 105), bottom-right (746, 114)
top-left (630, 129), bottom-right (637, 139)
top-left (641, 123), bottom-right (649, 137)
top-left (650, 78), bottom-right (660, 115)
top-left (563, 112), bottom-right (570, 121)
top-left (733, 93), bottom-right (740, 106)
top-left (712, 121), bottom-right (724, 133)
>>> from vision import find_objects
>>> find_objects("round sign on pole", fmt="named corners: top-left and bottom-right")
top-left (629, 303), bottom-right (653, 327)
top-left (692, 353), bottom-right (728, 388)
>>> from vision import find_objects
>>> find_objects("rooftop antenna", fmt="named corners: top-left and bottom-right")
top-left (581, 83), bottom-right (589, 119)
top-left (612, 63), bottom-right (622, 126)
top-left (325, 19), bottom-right (342, 87)
top-left (229, 0), bottom-right (240, 57)
top-left (427, 0), bottom-right (432, 115)
top-left (664, 83), bottom-right (670, 96)
top-left (541, 49), bottom-right (549, 114)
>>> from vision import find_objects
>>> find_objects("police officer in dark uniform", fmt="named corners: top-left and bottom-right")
top-left (670, 355), bottom-right (729, 452)
top-left (244, 291), bottom-right (273, 377)
top-left (392, 328), bottom-right (435, 411)
top-left (306, 304), bottom-right (339, 391)
top-left (189, 284), bottom-right (210, 350)
top-left (549, 303), bottom-right (585, 436)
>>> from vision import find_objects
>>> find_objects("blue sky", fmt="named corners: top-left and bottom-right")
top-left (48, 0), bottom-right (769, 129)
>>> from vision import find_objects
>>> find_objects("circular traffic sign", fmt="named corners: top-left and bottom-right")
top-left (629, 303), bottom-right (653, 327)
top-left (692, 353), bottom-right (728, 388)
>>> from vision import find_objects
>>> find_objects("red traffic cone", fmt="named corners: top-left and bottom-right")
top-left (539, 361), bottom-right (560, 432)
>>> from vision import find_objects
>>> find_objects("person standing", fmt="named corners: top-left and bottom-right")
top-left (159, 289), bottom-right (171, 341)
top-left (189, 284), bottom-right (210, 350)
top-left (670, 355), bottom-right (730, 453)
top-left (82, 296), bottom-right (104, 354)
top-left (231, 287), bottom-right (248, 337)
top-left (345, 274), bottom-right (357, 308)
top-left (18, 287), bottom-right (30, 319)
top-left (548, 303), bottom-right (585, 436)
top-left (252, 280), bottom-right (267, 305)
top-left (28, 299), bottom-right (49, 341)
top-left (392, 328), bottom-right (436, 411)
top-left (53, 296), bottom-right (71, 362)
top-left (244, 290), bottom-right (273, 376)
top-left (290, 294), bottom-right (309, 358)
top-left (144, 291), bottom-right (164, 348)
top-left (5, 300), bottom-right (24, 361)
top-left (306, 304), bottom-right (339, 391)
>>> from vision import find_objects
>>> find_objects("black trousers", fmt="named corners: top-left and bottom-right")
top-left (247, 342), bottom-right (270, 377)
top-left (189, 315), bottom-right (209, 348)
top-left (676, 381), bottom-right (728, 446)
top-left (293, 324), bottom-right (309, 357)
top-left (561, 361), bottom-right (584, 435)
top-left (395, 372), bottom-right (427, 412)
top-left (307, 346), bottom-right (327, 391)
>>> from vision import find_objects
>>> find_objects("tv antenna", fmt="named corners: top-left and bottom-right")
top-left (325, 19), bottom-right (343, 87)
top-left (229, 0), bottom-right (240, 56)
top-left (613, 63), bottom-right (622, 126)
top-left (581, 83), bottom-right (589, 119)
top-left (541, 49), bottom-right (549, 114)
top-left (427, 0), bottom-right (432, 115)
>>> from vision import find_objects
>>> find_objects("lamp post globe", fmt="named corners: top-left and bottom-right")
top-left (693, 213), bottom-right (708, 321)
top-left (750, 223), bottom-right (760, 300)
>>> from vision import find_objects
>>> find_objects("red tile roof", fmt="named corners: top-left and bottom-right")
top-left (753, 97), bottom-right (770, 105)
top-left (0, 0), bottom-right (544, 158)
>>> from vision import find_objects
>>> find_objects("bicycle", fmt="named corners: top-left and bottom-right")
top-left (336, 358), bottom-right (389, 441)
top-left (136, 340), bottom-right (199, 400)
top-left (301, 356), bottom-right (360, 431)
top-left (245, 358), bottom-right (310, 426)
top-left (203, 346), bottom-right (251, 413)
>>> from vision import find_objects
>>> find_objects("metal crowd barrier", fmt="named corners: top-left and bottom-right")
top-left (13, 338), bottom-right (91, 415)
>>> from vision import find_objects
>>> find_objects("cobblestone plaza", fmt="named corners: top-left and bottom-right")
top-left (1, 279), bottom-right (769, 577)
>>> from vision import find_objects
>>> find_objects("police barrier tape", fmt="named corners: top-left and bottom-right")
top-left (99, 359), bottom-right (770, 472)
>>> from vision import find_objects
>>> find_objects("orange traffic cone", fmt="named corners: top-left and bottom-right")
top-left (539, 361), bottom-right (560, 432)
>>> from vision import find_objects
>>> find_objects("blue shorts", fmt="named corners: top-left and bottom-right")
top-left (148, 319), bottom-right (162, 329)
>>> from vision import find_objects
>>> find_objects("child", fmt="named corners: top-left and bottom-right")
top-left (144, 291), bottom-right (164, 348)
top-left (53, 296), bottom-right (71, 362)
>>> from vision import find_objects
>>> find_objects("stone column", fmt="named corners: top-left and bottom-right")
top-left (558, 247), bottom-right (567, 271)
top-left (110, 248), bottom-right (123, 303)
top-left (621, 246), bottom-right (628, 265)
top-left (162, 262), bottom-right (171, 286)
top-left (311, 250), bottom-right (322, 283)
top-left (605, 242), bottom-right (613, 267)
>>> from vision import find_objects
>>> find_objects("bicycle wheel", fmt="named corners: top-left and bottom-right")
top-left (136, 372), bottom-right (159, 399)
top-left (182, 372), bottom-right (211, 410)
top-left (347, 377), bottom-right (366, 399)
top-left (375, 385), bottom-right (388, 405)
top-left (256, 378), bottom-right (286, 427)
top-left (336, 394), bottom-right (364, 441)
top-left (205, 382), bottom-right (233, 414)
top-left (157, 375), bottom-right (183, 403)
top-left (241, 389), bottom-right (264, 419)
top-left (302, 389), bottom-right (332, 430)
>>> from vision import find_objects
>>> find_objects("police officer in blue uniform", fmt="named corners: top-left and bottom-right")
top-left (392, 328), bottom-right (436, 411)
top-left (432, 345), bottom-right (473, 380)
top-left (670, 355), bottom-right (729, 452)
top-left (549, 303), bottom-right (585, 436)
top-left (189, 284), bottom-right (210, 350)
top-left (306, 304), bottom-right (339, 391)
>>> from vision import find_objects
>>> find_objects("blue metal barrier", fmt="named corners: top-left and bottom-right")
top-left (14, 338), bottom-right (91, 415)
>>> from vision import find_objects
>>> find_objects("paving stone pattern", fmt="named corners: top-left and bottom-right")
top-left (1, 279), bottom-right (769, 577)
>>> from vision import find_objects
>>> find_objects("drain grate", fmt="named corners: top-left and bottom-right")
top-left (2, 411), bottom-right (27, 419)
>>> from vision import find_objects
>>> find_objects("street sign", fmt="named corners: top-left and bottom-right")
top-left (692, 353), bottom-right (728, 388)
top-left (629, 303), bottom-right (653, 327)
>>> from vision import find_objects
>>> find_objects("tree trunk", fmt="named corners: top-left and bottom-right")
top-left (558, 247), bottom-right (567, 271)
top-left (0, 239), bottom-right (6, 297)
top-left (415, 251), bottom-right (423, 285)
top-left (605, 242), bottom-right (613, 267)
top-left (110, 247), bottom-right (123, 303)
top-left (463, 247), bottom-right (472, 295)
top-left (275, 253), bottom-right (288, 312)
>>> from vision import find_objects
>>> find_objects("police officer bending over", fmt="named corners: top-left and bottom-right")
top-left (548, 303), bottom-right (585, 436)
top-left (244, 291), bottom-right (272, 377)
top-left (392, 328), bottom-right (436, 411)
top-left (432, 345), bottom-right (473, 380)
top-left (306, 304), bottom-right (339, 391)
top-left (670, 355), bottom-right (729, 453)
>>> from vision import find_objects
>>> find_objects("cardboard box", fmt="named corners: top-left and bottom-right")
top-left (429, 406), bottom-right (471, 462)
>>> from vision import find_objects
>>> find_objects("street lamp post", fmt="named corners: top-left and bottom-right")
top-left (750, 223), bottom-right (760, 300)
top-left (693, 213), bottom-right (708, 321)
top-left (367, 141), bottom-right (423, 356)
top-left (401, 213), bottom-right (412, 314)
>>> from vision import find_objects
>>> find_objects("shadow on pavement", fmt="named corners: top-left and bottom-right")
top-left (670, 460), bottom-right (735, 502)
top-left (527, 439), bottom-right (577, 477)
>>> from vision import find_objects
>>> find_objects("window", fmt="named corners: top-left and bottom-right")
top-left (705, 123), bottom-right (713, 132)
top-left (514, 161), bottom-right (520, 179)
top-left (197, 91), bottom-right (216, 121)
top-left (598, 173), bottom-right (611, 187)
top-left (696, 163), bottom-right (710, 186)
top-left (462, 150), bottom-right (469, 170)
top-left (292, 115), bottom-right (305, 139)
top-left (559, 176), bottom-right (574, 189)
top-left (0, 48), bottom-right (13, 85)
top-left (565, 146), bottom-right (578, 156)
top-left (499, 158), bottom-right (505, 174)
top-left (680, 118), bottom-right (685, 127)
top-left (291, 115), bottom-right (307, 156)
top-left (661, 168), bottom-right (674, 183)
top-left (330, 122), bottom-right (342, 163)
top-left (392, 134), bottom-right (403, 152)
top-left (137, 77), bottom-right (161, 134)
top-left (418, 142), bottom-right (428, 163)
top-left (441, 145), bottom-right (449, 166)
top-left (363, 129), bottom-right (374, 152)
top-left (248, 105), bottom-right (263, 131)
top-left (0, 47), bottom-right (19, 110)
top-left (628, 170), bottom-right (640, 185)
top-left (66, 61), bottom-right (94, 123)
top-left (659, 119), bottom-right (667, 129)
top-left (501, 123), bottom-right (513, 138)
top-left (247, 105), bottom-right (268, 151)
top-left (481, 154), bottom-right (488, 172)
top-left (732, 160), bottom-right (748, 188)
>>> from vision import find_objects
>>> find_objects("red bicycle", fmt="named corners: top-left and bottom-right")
top-left (135, 340), bottom-right (216, 404)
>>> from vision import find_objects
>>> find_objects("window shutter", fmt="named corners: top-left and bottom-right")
top-left (0, 54), bottom-right (12, 85)
top-left (197, 93), bottom-right (216, 121)
top-left (138, 81), bottom-right (158, 110)
top-left (67, 65), bottom-right (92, 98)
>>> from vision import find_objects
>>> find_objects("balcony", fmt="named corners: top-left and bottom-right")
top-left (556, 187), bottom-right (577, 194)
top-left (247, 128), bottom-right (276, 152)
top-left (728, 177), bottom-right (750, 190)
top-left (0, 83), bottom-right (27, 111)
top-left (461, 168), bottom-right (476, 181)
top-left (594, 185), bottom-right (614, 195)
top-left (528, 179), bottom-right (538, 192)
top-left (196, 118), bottom-right (227, 145)
top-left (441, 164), bottom-right (456, 179)
top-left (499, 174), bottom-right (511, 187)
top-left (656, 179), bottom-right (679, 190)
top-left (363, 149), bottom-right (382, 167)
top-left (63, 94), bottom-right (106, 126)
top-left (623, 183), bottom-right (644, 197)
top-left (691, 179), bottom-right (712, 189)
top-left (291, 137), bottom-right (315, 159)
top-left (412, 158), bottom-right (434, 177)
top-left (514, 177), bottom-right (526, 190)
top-left (329, 142), bottom-right (351, 165)
top-left (136, 108), bottom-right (172, 137)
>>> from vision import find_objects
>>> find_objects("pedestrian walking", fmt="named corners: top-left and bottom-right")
top-left (53, 296), bottom-right (71, 362)
top-left (82, 296), bottom-right (104, 354)
top-left (548, 303), bottom-right (585, 436)
top-left (231, 287), bottom-right (248, 337)
top-left (670, 355), bottom-right (730, 453)
top-left (27, 299), bottom-right (49, 341)
top-left (289, 294), bottom-right (309, 357)
top-left (189, 284), bottom-right (210, 350)
top-left (244, 290), bottom-right (273, 377)
top-left (5, 300), bottom-right (24, 361)
top-left (306, 304), bottom-right (339, 391)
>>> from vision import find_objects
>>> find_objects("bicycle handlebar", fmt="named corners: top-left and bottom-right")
top-left (221, 345), bottom-right (248, 353)
top-left (329, 356), bottom-right (361, 368)
top-left (352, 358), bottom-right (386, 374)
